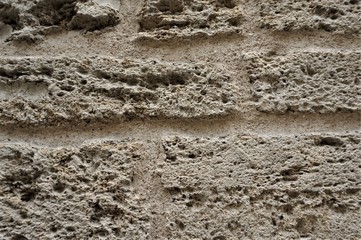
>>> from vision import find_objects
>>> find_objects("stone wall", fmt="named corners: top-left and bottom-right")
top-left (0, 0), bottom-right (360, 239)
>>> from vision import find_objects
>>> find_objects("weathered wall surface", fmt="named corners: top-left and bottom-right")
top-left (0, 0), bottom-right (360, 239)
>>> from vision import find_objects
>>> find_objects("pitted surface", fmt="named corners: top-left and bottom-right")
top-left (258, 0), bottom-right (361, 33)
top-left (0, 0), bottom-right (119, 43)
top-left (0, 141), bottom-right (150, 239)
top-left (0, 57), bottom-right (238, 127)
top-left (138, 0), bottom-right (244, 40)
top-left (246, 52), bottom-right (361, 113)
top-left (158, 134), bottom-right (361, 239)
top-left (0, 0), bottom-right (360, 239)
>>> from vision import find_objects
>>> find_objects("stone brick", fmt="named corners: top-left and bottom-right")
top-left (246, 52), bottom-right (361, 113)
top-left (0, 0), bottom-right (119, 43)
top-left (138, 0), bottom-right (243, 40)
top-left (0, 57), bottom-right (238, 127)
top-left (157, 134), bottom-right (361, 239)
top-left (0, 141), bottom-right (149, 239)
top-left (258, 0), bottom-right (361, 33)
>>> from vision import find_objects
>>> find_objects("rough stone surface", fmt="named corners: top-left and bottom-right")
top-left (159, 134), bottom-right (361, 239)
top-left (68, 1), bottom-right (119, 31)
top-left (138, 0), bottom-right (244, 40)
top-left (246, 52), bottom-right (361, 113)
top-left (0, 0), bottom-right (119, 43)
top-left (258, 0), bottom-right (361, 34)
top-left (0, 57), bottom-right (237, 127)
top-left (0, 141), bottom-right (149, 239)
top-left (0, 0), bottom-right (360, 239)
top-left (2, 134), bottom-right (359, 239)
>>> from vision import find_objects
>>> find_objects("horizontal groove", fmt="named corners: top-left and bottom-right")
top-left (0, 111), bottom-right (359, 147)
top-left (1, 29), bottom-right (360, 59)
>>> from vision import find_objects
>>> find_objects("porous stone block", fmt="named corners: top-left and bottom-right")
top-left (0, 141), bottom-right (149, 239)
top-left (68, 1), bottom-right (119, 31)
top-left (246, 52), bottom-right (361, 113)
top-left (0, 0), bottom-right (119, 42)
top-left (138, 0), bottom-right (244, 40)
top-left (258, 0), bottom-right (361, 33)
top-left (157, 134), bottom-right (361, 239)
top-left (0, 57), bottom-right (238, 127)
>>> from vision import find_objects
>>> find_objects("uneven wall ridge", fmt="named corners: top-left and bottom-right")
top-left (0, 0), bottom-right (360, 239)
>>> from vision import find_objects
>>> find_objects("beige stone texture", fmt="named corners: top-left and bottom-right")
top-left (246, 51), bottom-right (361, 113)
top-left (257, 0), bottom-right (361, 33)
top-left (0, 57), bottom-right (238, 127)
top-left (0, 0), bottom-right (360, 239)
top-left (138, 0), bottom-right (244, 40)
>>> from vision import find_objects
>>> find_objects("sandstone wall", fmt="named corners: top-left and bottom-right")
top-left (0, 0), bottom-right (360, 239)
